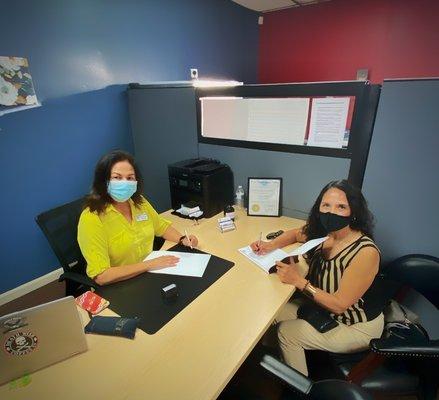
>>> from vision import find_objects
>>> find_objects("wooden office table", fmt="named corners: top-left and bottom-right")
top-left (2, 209), bottom-right (307, 400)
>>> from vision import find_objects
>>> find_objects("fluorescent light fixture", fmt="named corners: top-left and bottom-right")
top-left (192, 80), bottom-right (243, 88)
top-left (200, 96), bottom-right (243, 100)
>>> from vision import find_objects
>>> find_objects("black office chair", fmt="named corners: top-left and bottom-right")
top-left (36, 197), bottom-right (167, 297)
top-left (36, 198), bottom-right (97, 296)
top-left (319, 254), bottom-right (439, 400)
top-left (260, 354), bottom-right (373, 400)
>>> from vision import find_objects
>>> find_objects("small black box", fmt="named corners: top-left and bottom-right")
top-left (161, 283), bottom-right (178, 302)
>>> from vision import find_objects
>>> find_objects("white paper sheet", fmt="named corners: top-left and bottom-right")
top-left (238, 236), bottom-right (328, 273)
top-left (144, 251), bottom-right (211, 278)
top-left (238, 246), bottom-right (288, 273)
top-left (200, 97), bottom-right (309, 145)
top-left (247, 98), bottom-right (309, 145)
top-left (287, 236), bottom-right (328, 256)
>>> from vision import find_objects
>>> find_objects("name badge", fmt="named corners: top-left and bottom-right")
top-left (136, 213), bottom-right (148, 222)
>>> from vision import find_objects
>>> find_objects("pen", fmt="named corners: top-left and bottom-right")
top-left (184, 229), bottom-right (193, 249)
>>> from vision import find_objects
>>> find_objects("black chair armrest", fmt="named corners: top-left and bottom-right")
top-left (370, 338), bottom-right (439, 359)
top-left (59, 271), bottom-right (98, 289)
top-left (260, 354), bottom-right (312, 394)
top-left (260, 355), bottom-right (373, 400)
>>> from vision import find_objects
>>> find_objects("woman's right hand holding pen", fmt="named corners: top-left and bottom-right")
top-left (250, 240), bottom-right (276, 255)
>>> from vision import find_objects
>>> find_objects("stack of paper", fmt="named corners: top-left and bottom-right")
top-left (238, 236), bottom-right (328, 274)
top-left (176, 205), bottom-right (203, 218)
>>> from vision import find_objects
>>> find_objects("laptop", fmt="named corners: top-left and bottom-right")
top-left (0, 296), bottom-right (88, 385)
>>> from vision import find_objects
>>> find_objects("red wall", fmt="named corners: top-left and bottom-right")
top-left (259, 0), bottom-right (439, 83)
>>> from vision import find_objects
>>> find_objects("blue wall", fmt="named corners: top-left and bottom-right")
top-left (0, 0), bottom-right (258, 293)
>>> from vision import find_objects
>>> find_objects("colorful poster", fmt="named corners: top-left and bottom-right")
top-left (0, 56), bottom-right (39, 116)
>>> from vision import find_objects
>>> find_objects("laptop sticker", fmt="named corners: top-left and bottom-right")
top-left (4, 332), bottom-right (38, 356)
top-left (3, 317), bottom-right (28, 333)
top-left (9, 373), bottom-right (32, 389)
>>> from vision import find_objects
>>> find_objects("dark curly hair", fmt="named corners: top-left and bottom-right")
top-left (303, 180), bottom-right (375, 240)
top-left (84, 150), bottom-right (144, 213)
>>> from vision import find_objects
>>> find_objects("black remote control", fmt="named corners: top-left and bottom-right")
top-left (266, 230), bottom-right (284, 240)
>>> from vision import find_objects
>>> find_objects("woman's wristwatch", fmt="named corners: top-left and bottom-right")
top-left (302, 280), bottom-right (317, 299)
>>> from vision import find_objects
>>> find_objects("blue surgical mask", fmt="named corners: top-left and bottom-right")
top-left (107, 180), bottom-right (137, 202)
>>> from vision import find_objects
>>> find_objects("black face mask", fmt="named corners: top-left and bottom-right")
top-left (319, 212), bottom-right (351, 233)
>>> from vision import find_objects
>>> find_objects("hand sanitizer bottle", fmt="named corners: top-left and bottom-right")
top-left (235, 185), bottom-right (245, 209)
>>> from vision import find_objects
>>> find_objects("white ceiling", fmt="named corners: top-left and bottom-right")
top-left (232, 0), bottom-right (333, 12)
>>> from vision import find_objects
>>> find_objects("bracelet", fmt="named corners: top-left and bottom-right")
top-left (302, 280), bottom-right (317, 299)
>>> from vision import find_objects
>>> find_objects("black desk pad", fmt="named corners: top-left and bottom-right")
top-left (95, 244), bottom-right (234, 334)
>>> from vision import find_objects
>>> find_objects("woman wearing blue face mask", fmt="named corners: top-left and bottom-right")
top-left (250, 180), bottom-right (384, 376)
top-left (78, 150), bottom-right (198, 286)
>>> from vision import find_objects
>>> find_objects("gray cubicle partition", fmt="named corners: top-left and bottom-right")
top-left (128, 84), bottom-right (199, 212)
top-left (199, 143), bottom-right (350, 219)
top-left (362, 79), bottom-right (439, 262)
top-left (128, 83), bottom-right (352, 219)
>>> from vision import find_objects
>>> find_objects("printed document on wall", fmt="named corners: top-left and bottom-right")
top-left (200, 97), bottom-right (309, 146)
top-left (247, 98), bottom-right (310, 145)
top-left (307, 97), bottom-right (350, 148)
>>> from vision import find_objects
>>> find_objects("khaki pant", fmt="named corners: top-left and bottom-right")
top-left (275, 299), bottom-right (384, 376)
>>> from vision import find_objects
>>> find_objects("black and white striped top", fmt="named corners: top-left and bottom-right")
top-left (308, 235), bottom-right (382, 326)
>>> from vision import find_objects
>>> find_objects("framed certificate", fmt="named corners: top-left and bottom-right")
top-left (247, 177), bottom-right (282, 217)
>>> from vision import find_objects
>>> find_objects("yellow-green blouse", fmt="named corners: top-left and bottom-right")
top-left (77, 197), bottom-right (171, 279)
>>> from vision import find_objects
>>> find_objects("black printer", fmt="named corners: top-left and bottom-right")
top-left (168, 158), bottom-right (234, 218)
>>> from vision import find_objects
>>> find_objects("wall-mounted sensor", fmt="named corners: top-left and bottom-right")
top-left (190, 68), bottom-right (198, 80)
top-left (356, 69), bottom-right (369, 81)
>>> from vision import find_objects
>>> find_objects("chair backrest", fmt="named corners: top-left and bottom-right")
top-left (36, 198), bottom-right (86, 277)
top-left (311, 379), bottom-right (373, 400)
top-left (385, 254), bottom-right (439, 308)
top-left (384, 254), bottom-right (439, 339)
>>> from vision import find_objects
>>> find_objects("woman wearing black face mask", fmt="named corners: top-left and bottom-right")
top-left (250, 180), bottom-right (383, 376)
